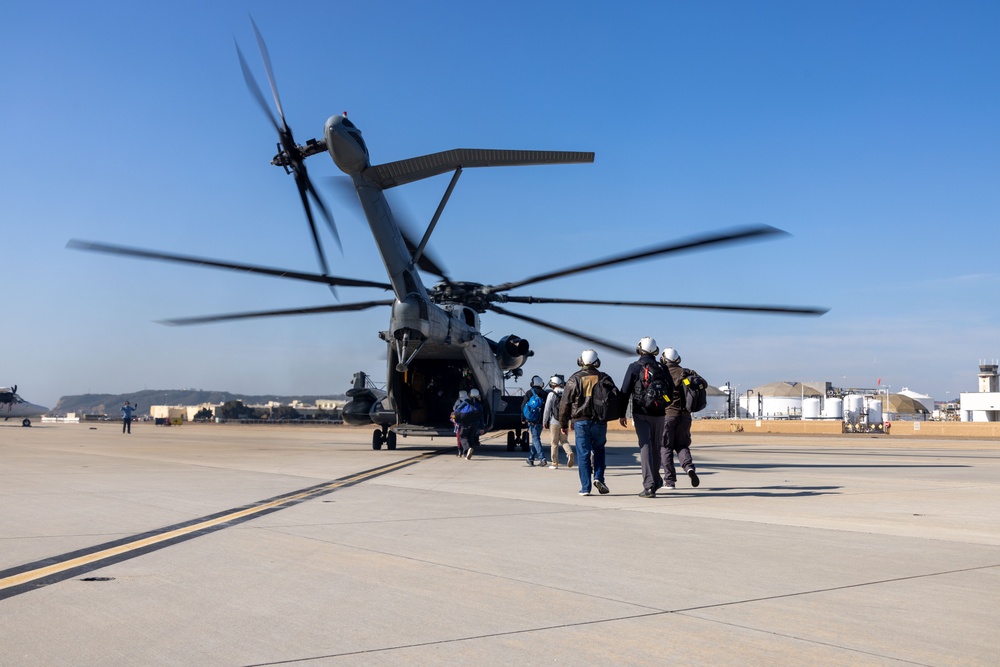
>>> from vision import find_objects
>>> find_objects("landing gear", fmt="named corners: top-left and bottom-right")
top-left (22, 418), bottom-right (31, 427)
top-left (518, 429), bottom-right (530, 452)
top-left (506, 431), bottom-right (516, 451)
top-left (372, 426), bottom-right (396, 450)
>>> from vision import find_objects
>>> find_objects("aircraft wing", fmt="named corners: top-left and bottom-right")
top-left (363, 149), bottom-right (594, 189)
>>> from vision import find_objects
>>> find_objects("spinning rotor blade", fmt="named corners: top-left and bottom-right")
top-left (159, 299), bottom-right (394, 326)
top-left (487, 225), bottom-right (787, 294)
top-left (487, 304), bottom-right (633, 356)
top-left (66, 240), bottom-right (391, 290)
top-left (238, 18), bottom-right (342, 283)
top-left (502, 295), bottom-right (828, 316)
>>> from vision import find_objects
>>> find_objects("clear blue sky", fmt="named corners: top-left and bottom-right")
top-left (3, 1), bottom-right (998, 410)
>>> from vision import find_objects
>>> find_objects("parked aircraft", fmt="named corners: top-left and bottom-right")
top-left (68, 19), bottom-right (827, 450)
top-left (1, 386), bottom-right (49, 427)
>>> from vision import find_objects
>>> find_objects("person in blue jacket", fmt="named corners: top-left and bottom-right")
top-left (121, 400), bottom-right (138, 434)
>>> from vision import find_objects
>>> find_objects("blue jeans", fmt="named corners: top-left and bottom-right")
top-left (574, 420), bottom-right (607, 493)
top-left (528, 422), bottom-right (545, 462)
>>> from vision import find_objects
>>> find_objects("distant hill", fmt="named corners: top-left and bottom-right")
top-left (51, 389), bottom-right (346, 416)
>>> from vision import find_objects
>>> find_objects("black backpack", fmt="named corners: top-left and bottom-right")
top-left (591, 373), bottom-right (622, 421)
top-left (681, 369), bottom-right (708, 413)
top-left (637, 362), bottom-right (673, 413)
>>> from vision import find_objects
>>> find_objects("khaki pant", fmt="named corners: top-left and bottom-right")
top-left (549, 420), bottom-right (574, 466)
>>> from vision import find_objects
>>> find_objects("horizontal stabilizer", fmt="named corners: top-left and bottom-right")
top-left (364, 149), bottom-right (594, 189)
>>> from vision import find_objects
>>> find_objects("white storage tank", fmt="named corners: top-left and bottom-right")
top-left (867, 399), bottom-right (883, 425)
top-left (802, 397), bottom-right (822, 419)
top-left (824, 397), bottom-right (844, 419)
top-left (845, 395), bottom-right (865, 423)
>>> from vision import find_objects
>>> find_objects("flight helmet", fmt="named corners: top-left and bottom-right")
top-left (530, 375), bottom-right (545, 388)
top-left (577, 349), bottom-right (600, 368)
top-left (660, 347), bottom-right (680, 364)
top-left (636, 337), bottom-right (659, 356)
top-left (469, 388), bottom-right (481, 400)
top-left (549, 374), bottom-right (565, 388)
top-left (457, 390), bottom-right (469, 401)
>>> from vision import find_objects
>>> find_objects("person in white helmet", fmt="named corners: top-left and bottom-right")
top-left (543, 374), bottom-right (574, 469)
top-left (618, 337), bottom-right (672, 497)
top-left (451, 390), bottom-right (472, 457)
top-left (521, 375), bottom-right (549, 466)
top-left (558, 349), bottom-right (618, 496)
top-left (660, 347), bottom-right (700, 490)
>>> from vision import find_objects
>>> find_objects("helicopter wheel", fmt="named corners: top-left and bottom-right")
top-left (506, 431), bottom-right (516, 451)
top-left (372, 428), bottom-right (383, 450)
top-left (518, 431), bottom-right (530, 452)
top-left (22, 418), bottom-right (31, 427)
top-left (386, 431), bottom-right (397, 450)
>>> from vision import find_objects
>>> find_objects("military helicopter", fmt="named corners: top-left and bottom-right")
top-left (1, 386), bottom-right (49, 427)
top-left (69, 20), bottom-right (826, 451)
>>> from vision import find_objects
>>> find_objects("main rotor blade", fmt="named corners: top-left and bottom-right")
top-left (487, 225), bottom-right (788, 294)
top-left (502, 295), bottom-right (828, 316)
top-left (487, 304), bottom-right (633, 356)
top-left (159, 300), bottom-right (394, 326)
top-left (66, 240), bottom-right (390, 290)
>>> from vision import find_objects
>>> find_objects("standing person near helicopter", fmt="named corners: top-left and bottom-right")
top-left (543, 374), bottom-right (574, 469)
top-left (618, 337), bottom-right (672, 497)
top-left (521, 376), bottom-right (549, 466)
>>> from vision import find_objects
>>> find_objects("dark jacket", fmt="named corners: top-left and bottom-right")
top-left (664, 360), bottom-right (687, 416)
top-left (558, 368), bottom-right (613, 427)
top-left (618, 355), bottom-right (670, 417)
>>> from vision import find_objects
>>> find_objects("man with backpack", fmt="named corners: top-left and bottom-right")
top-left (660, 347), bottom-right (701, 490)
top-left (452, 389), bottom-right (483, 460)
top-left (618, 337), bottom-right (672, 497)
top-left (558, 349), bottom-right (620, 496)
top-left (543, 374), bottom-right (574, 469)
top-left (521, 375), bottom-right (549, 467)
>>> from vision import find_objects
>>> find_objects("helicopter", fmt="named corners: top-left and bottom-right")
top-left (1, 386), bottom-right (49, 427)
top-left (68, 20), bottom-right (827, 451)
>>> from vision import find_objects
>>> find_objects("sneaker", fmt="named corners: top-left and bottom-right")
top-left (465, 448), bottom-right (473, 460)
top-left (638, 489), bottom-right (656, 498)
top-left (688, 469), bottom-right (700, 487)
top-left (593, 479), bottom-right (610, 495)
top-left (567, 453), bottom-right (576, 468)
top-left (549, 463), bottom-right (558, 469)
top-left (662, 483), bottom-right (676, 491)
top-left (526, 459), bottom-right (535, 467)
top-left (578, 490), bottom-right (590, 496)
top-left (540, 459), bottom-right (548, 467)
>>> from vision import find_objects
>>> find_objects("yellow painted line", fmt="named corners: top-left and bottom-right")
top-left (1, 452), bottom-right (437, 593)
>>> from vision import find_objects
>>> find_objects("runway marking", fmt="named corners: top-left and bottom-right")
top-left (0, 451), bottom-right (439, 601)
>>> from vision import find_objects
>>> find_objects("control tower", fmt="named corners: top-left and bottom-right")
top-left (979, 362), bottom-right (999, 393)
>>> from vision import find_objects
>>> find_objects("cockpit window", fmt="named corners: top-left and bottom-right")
top-left (341, 117), bottom-right (357, 129)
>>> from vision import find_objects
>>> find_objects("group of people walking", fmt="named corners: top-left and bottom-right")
top-left (516, 338), bottom-right (699, 498)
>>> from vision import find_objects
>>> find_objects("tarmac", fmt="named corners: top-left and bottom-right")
top-left (1, 421), bottom-right (998, 666)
